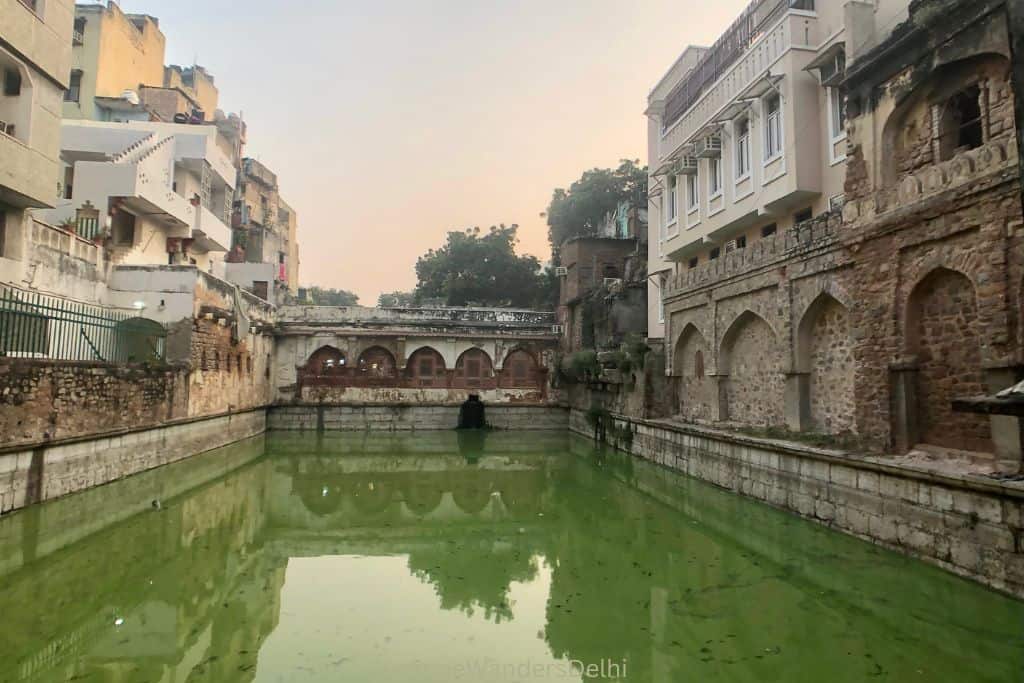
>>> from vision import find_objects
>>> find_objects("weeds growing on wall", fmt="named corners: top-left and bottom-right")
top-left (585, 404), bottom-right (634, 451)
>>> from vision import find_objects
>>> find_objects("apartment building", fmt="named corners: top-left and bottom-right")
top-left (646, 0), bottom-right (911, 338)
top-left (63, 1), bottom-right (218, 124)
top-left (39, 119), bottom-right (235, 273)
top-left (0, 0), bottom-right (74, 282)
top-left (227, 158), bottom-right (299, 301)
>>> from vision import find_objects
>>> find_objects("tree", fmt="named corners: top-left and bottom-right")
top-left (414, 224), bottom-right (553, 308)
top-left (545, 159), bottom-right (648, 249)
top-left (377, 291), bottom-right (416, 307)
top-left (308, 286), bottom-right (359, 306)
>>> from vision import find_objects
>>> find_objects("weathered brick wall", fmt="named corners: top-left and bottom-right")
top-left (187, 318), bottom-right (275, 417)
top-left (0, 360), bottom-right (189, 448)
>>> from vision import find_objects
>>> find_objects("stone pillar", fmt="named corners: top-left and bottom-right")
top-left (713, 374), bottom-right (729, 422)
top-left (890, 359), bottom-right (920, 453)
top-left (784, 372), bottom-right (811, 432)
top-left (985, 365), bottom-right (1024, 473)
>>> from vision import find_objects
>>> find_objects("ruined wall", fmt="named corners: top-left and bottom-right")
top-left (723, 314), bottom-right (785, 427)
top-left (187, 318), bottom-right (275, 417)
top-left (807, 297), bottom-right (855, 434)
top-left (0, 360), bottom-right (188, 449)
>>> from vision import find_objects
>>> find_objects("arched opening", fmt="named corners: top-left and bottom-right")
top-left (500, 349), bottom-right (542, 389)
top-left (797, 293), bottom-right (854, 434)
top-left (357, 346), bottom-right (397, 380)
top-left (906, 268), bottom-right (992, 452)
top-left (307, 345), bottom-right (346, 374)
top-left (452, 478), bottom-right (492, 515)
top-left (674, 324), bottom-right (712, 422)
top-left (937, 85), bottom-right (983, 161)
top-left (351, 478), bottom-right (394, 516)
top-left (454, 348), bottom-right (494, 389)
top-left (114, 317), bottom-right (166, 362)
top-left (720, 311), bottom-right (783, 427)
top-left (403, 479), bottom-right (444, 516)
top-left (407, 347), bottom-right (446, 387)
top-left (295, 479), bottom-right (343, 517)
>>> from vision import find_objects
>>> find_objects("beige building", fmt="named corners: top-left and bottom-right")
top-left (63, 2), bottom-right (218, 124)
top-left (646, 0), bottom-right (911, 338)
top-left (0, 0), bottom-right (74, 276)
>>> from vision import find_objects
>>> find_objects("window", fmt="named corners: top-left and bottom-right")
top-left (73, 17), bottom-right (86, 45)
top-left (65, 70), bottom-right (82, 103)
top-left (829, 87), bottom-right (846, 140)
top-left (17, 0), bottom-right (39, 13)
top-left (688, 257), bottom-right (699, 269)
top-left (111, 211), bottom-right (136, 246)
top-left (794, 207), bottom-right (813, 224)
top-left (3, 69), bottom-right (21, 97)
top-left (761, 223), bottom-right (777, 238)
top-left (686, 171), bottom-right (699, 211)
top-left (666, 175), bottom-right (678, 224)
top-left (938, 85), bottom-right (984, 161)
top-left (694, 350), bottom-right (705, 378)
top-left (708, 158), bottom-right (723, 197)
top-left (735, 117), bottom-right (751, 178)
top-left (709, 247), bottom-right (721, 260)
top-left (764, 94), bottom-right (783, 160)
top-left (735, 235), bottom-right (747, 249)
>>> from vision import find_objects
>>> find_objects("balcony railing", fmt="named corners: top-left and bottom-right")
top-left (662, 0), bottom-right (815, 130)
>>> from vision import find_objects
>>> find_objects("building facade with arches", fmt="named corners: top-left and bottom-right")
top-left (274, 305), bottom-right (559, 405)
top-left (658, 0), bottom-right (1024, 469)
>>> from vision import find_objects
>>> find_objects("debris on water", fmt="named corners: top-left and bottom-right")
top-left (151, 499), bottom-right (161, 510)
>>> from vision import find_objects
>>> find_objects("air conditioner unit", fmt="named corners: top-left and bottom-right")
top-left (829, 193), bottom-right (846, 212)
top-left (551, 324), bottom-right (564, 334)
top-left (603, 277), bottom-right (622, 287)
top-left (676, 156), bottom-right (699, 175)
top-left (555, 266), bottom-right (568, 276)
top-left (694, 135), bottom-right (723, 158)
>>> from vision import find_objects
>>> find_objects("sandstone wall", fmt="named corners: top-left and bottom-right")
top-left (267, 404), bottom-right (568, 432)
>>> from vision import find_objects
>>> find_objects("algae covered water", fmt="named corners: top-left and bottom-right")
top-left (0, 431), bottom-right (1021, 682)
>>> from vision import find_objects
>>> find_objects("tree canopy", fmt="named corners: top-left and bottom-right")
top-left (545, 159), bottom-right (648, 249)
top-left (414, 224), bottom-right (553, 308)
top-left (307, 286), bottom-right (359, 306)
top-left (377, 290), bottom-right (416, 308)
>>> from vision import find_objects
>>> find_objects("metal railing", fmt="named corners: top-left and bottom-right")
top-left (662, 0), bottom-right (814, 129)
top-left (0, 285), bottom-right (166, 363)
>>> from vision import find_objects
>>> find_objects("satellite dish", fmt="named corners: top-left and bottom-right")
top-left (120, 89), bottom-right (140, 105)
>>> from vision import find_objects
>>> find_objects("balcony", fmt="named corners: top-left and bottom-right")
top-left (0, 132), bottom-right (57, 209)
top-left (658, 6), bottom-right (818, 162)
top-left (193, 205), bottom-right (232, 252)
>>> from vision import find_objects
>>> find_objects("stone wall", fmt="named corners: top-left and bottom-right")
top-left (569, 410), bottom-right (1024, 598)
top-left (0, 409), bottom-right (266, 515)
top-left (187, 317), bottom-right (275, 417)
top-left (0, 360), bottom-right (189, 449)
top-left (267, 404), bottom-right (568, 432)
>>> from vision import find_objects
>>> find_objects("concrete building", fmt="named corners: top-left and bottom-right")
top-left (646, 0), bottom-right (912, 338)
top-left (229, 157), bottom-right (299, 301)
top-left (0, 0), bottom-right (74, 279)
top-left (39, 118), bottom-right (235, 274)
top-left (63, 2), bottom-right (219, 124)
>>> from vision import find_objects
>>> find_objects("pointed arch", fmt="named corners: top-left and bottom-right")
top-left (797, 292), bottom-right (855, 434)
top-left (357, 346), bottom-right (397, 379)
top-left (407, 346), bottom-right (447, 387)
top-left (720, 310), bottom-right (783, 427)
top-left (674, 323), bottom-right (713, 422)
top-left (454, 347), bottom-right (495, 389)
top-left (306, 345), bottom-right (346, 373)
top-left (904, 266), bottom-right (991, 451)
top-left (500, 348), bottom-right (543, 390)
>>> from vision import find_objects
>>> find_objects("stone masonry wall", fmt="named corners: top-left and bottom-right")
top-left (267, 404), bottom-right (568, 432)
top-left (0, 360), bottom-right (189, 449)
top-left (188, 318), bottom-right (275, 417)
top-left (724, 315), bottom-right (784, 427)
top-left (569, 410), bottom-right (1024, 598)
top-left (808, 298), bottom-right (855, 434)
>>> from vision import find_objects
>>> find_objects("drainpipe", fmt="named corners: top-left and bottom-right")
top-left (1006, 0), bottom-right (1024, 214)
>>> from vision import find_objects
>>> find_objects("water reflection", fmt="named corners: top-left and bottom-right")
top-left (0, 432), bottom-right (1021, 682)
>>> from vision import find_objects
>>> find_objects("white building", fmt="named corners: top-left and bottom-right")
top-left (40, 119), bottom-right (235, 275)
top-left (645, 0), bottom-right (911, 338)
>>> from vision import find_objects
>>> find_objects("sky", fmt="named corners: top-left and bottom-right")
top-left (115, 0), bottom-right (748, 304)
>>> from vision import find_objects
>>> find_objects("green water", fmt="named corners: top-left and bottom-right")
top-left (0, 432), bottom-right (1022, 683)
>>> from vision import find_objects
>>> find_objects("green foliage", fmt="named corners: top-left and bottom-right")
top-left (563, 350), bottom-right (600, 383)
top-left (377, 290), bottom-right (415, 307)
top-left (585, 404), bottom-right (634, 450)
top-left (308, 286), bottom-right (360, 306)
top-left (414, 224), bottom-right (552, 308)
top-left (545, 160), bottom-right (648, 249)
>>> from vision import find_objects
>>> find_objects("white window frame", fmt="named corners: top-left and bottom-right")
top-left (735, 117), bottom-right (751, 180)
top-left (666, 174), bottom-right (678, 230)
top-left (686, 170), bottom-right (699, 213)
top-left (708, 157), bottom-right (723, 199)
top-left (763, 93), bottom-right (784, 164)
top-left (827, 86), bottom-right (847, 165)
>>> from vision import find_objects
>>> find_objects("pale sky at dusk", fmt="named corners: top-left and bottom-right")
top-left (116, 0), bottom-right (748, 303)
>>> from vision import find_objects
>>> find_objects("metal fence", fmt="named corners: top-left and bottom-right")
top-left (0, 285), bottom-right (166, 363)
